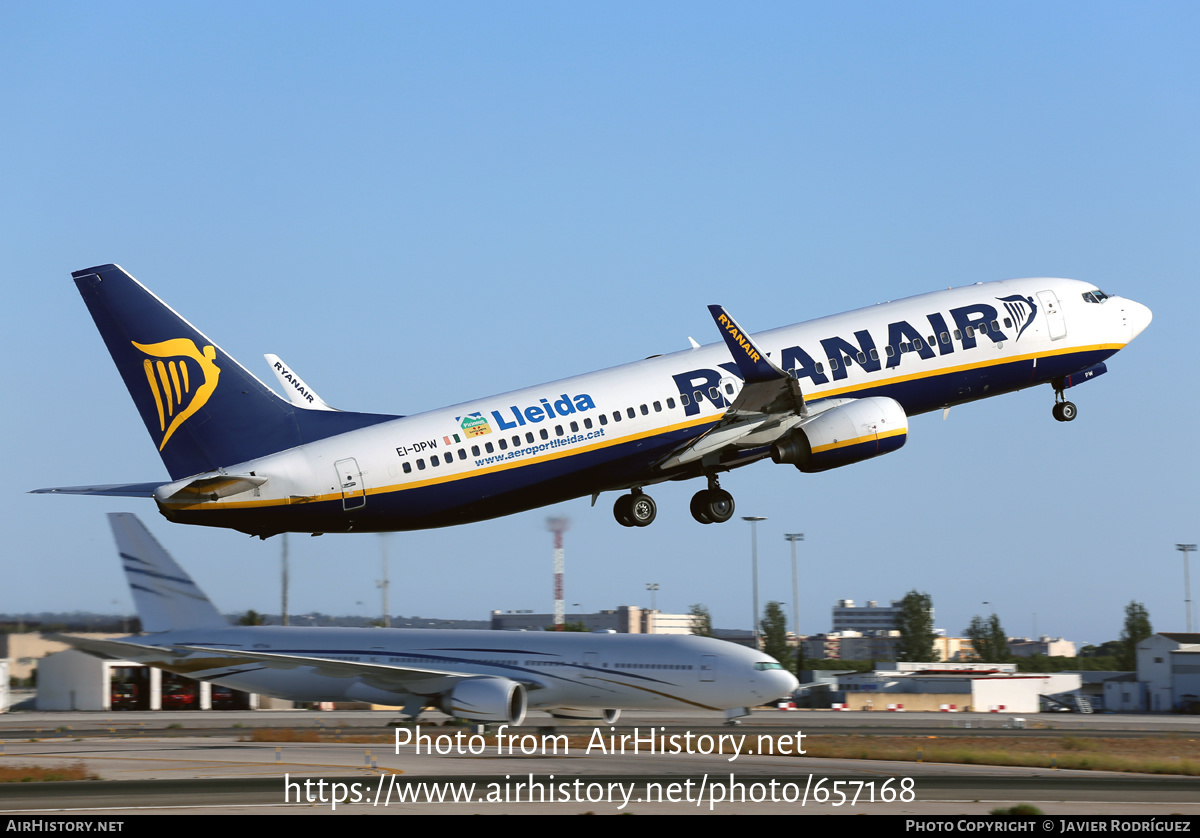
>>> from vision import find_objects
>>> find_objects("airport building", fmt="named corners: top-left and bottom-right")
top-left (490, 606), bottom-right (697, 634)
top-left (833, 662), bottom-right (1082, 713)
top-left (831, 599), bottom-right (906, 632)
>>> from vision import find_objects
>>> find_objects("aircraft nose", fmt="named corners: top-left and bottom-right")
top-left (1123, 299), bottom-right (1152, 340)
top-left (768, 668), bottom-right (800, 700)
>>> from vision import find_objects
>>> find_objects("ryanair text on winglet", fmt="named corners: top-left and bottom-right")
top-left (717, 314), bottom-right (761, 363)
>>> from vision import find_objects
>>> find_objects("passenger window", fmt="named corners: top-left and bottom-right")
top-left (954, 329), bottom-right (962, 341)
top-left (471, 445), bottom-right (480, 456)
top-left (666, 397), bottom-right (675, 409)
top-left (512, 435), bottom-right (520, 447)
top-left (555, 425), bottom-right (564, 436)
top-left (693, 390), bottom-right (704, 402)
top-left (1003, 318), bottom-right (1013, 328)
top-left (498, 438), bottom-right (507, 450)
top-left (816, 362), bottom-right (824, 373)
top-left (940, 332), bottom-right (950, 344)
top-left (485, 442), bottom-right (494, 453)
top-left (584, 418), bottom-right (592, 429)
top-left (869, 348), bottom-right (879, 361)
top-left (885, 345), bottom-right (895, 357)
top-left (599, 414), bottom-right (608, 426)
top-left (653, 401), bottom-right (662, 411)
top-left (627, 407), bottom-right (636, 419)
top-left (978, 323), bottom-right (988, 334)
top-left (526, 432), bottom-right (534, 443)
top-left (913, 338), bottom-right (923, 350)
top-left (444, 450), bottom-right (453, 462)
top-left (856, 351), bottom-right (866, 364)
top-left (613, 411), bottom-right (622, 421)
top-left (458, 448), bottom-right (466, 459)
top-left (965, 326), bottom-right (975, 338)
top-left (708, 387), bottom-right (719, 400)
top-left (829, 357), bottom-right (839, 370)
top-left (640, 404), bottom-right (649, 415)
top-left (417, 459), bottom-right (426, 470)
top-left (724, 383), bottom-right (734, 395)
top-left (680, 394), bottom-right (689, 406)
top-left (402, 462), bottom-right (412, 474)
top-left (991, 320), bottom-right (999, 330)
top-left (431, 454), bottom-right (440, 466)
top-left (540, 428), bottom-right (549, 439)
top-left (570, 421), bottom-right (578, 432)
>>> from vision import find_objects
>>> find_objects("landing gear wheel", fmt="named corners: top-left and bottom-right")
top-left (628, 492), bottom-right (657, 527)
top-left (1052, 401), bottom-right (1077, 422)
top-left (614, 495), bottom-right (636, 527)
top-left (691, 488), bottom-right (735, 524)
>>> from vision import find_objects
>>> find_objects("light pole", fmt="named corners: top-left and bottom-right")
top-left (744, 516), bottom-right (767, 646)
top-left (646, 582), bottom-right (659, 612)
top-left (1177, 544), bottom-right (1196, 633)
top-left (784, 533), bottom-right (804, 649)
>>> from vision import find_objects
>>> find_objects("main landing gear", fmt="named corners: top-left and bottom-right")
top-left (690, 475), bottom-right (735, 525)
top-left (1052, 382), bottom-right (1077, 423)
top-left (614, 489), bottom-right (657, 528)
top-left (612, 475), bottom-right (736, 527)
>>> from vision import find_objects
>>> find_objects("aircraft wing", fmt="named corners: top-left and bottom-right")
top-left (53, 634), bottom-right (487, 696)
top-left (178, 646), bottom-right (493, 696)
top-left (660, 306), bottom-right (807, 469)
top-left (28, 482), bottom-right (165, 498)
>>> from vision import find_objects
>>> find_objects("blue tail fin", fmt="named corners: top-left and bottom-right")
top-left (109, 512), bottom-right (227, 633)
top-left (72, 264), bottom-right (396, 479)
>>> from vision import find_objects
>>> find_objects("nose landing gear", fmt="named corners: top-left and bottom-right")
top-left (1052, 382), bottom-right (1077, 422)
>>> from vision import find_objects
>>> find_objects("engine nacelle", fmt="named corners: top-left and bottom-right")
top-left (770, 396), bottom-right (908, 473)
top-left (549, 708), bottom-right (621, 724)
top-left (437, 678), bottom-right (527, 724)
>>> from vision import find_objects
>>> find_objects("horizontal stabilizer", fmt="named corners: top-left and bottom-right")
top-left (155, 473), bottom-right (267, 503)
top-left (28, 482), bottom-right (164, 498)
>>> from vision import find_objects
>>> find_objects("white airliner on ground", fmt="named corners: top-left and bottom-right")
top-left (34, 265), bottom-right (1150, 535)
top-left (56, 514), bottom-right (798, 723)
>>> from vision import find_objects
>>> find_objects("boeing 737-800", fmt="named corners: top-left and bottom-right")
top-left (55, 514), bottom-right (797, 723)
top-left (34, 264), bottom-right (1150, 536)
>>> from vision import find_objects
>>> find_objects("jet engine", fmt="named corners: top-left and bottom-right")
top-left (770, 397), bottom-right (908, 473)
top-left (549, 708), bottom-right (621, 724)
top-left (437, 677), bottom-right (527, 724)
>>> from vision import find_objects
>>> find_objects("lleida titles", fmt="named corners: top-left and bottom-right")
top-left (490, 393), bottom-right (597, 430)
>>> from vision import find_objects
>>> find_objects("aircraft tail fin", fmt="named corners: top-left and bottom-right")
top-left (71, 264), bottom-right (396, 480)
top-left (109, 512), bottom-right (228, 633)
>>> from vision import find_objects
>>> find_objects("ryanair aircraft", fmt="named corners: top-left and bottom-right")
top-left (34, 264), bottom-right (1151, 536)
top-left (56, 514), bottom-right (797, 723)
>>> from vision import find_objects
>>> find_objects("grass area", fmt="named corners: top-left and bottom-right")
top-left (0, 763), bottom-right (97, 783)
top-left (244, 726), bottom-right (1200, 776)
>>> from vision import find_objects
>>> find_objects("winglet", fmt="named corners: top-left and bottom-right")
top-left (707, 305), bottom-right (788, 383)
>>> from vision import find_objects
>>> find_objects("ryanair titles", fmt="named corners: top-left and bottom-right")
top-left (491, 393), bottom-right (597, 430)
top-left (674, 299), bottom-right (1033, 416)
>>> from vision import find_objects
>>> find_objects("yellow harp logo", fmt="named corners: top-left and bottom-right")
top-left (132, 339), bottom-right (221, 450)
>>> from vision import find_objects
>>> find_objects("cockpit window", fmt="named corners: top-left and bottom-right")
top-left (1082, 290), bottom-right (1110, 304)
top-left (753, 662), bottom-right (783, 671)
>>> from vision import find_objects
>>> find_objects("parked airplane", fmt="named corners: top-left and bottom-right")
top-left (55, 514), bottom-right (798, 722)
top-left (34, 264), bottom-right (1150, 536)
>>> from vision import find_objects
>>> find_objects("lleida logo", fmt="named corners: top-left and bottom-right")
top-left (458, 412), bottom-right (493, 437)
top-left (132, 338), bottom-right (221, 450)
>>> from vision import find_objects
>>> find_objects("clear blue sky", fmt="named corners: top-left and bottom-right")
top-left (3, 2), bottom-right (1196, 646)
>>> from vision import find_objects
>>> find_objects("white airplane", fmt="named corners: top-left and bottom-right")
top-left (34, 264), bottom-right (1151, 535)
top-left (55, 514), bottom-right (798, 723)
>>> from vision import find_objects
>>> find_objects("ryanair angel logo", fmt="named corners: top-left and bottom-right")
top-left (132, 339), bottom-right (221, 450)
top-left (997, 294), bottom-right (1038, 341)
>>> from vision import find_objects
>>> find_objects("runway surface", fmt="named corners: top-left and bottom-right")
top-left (1, 709), bottom-right (1198, 815)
